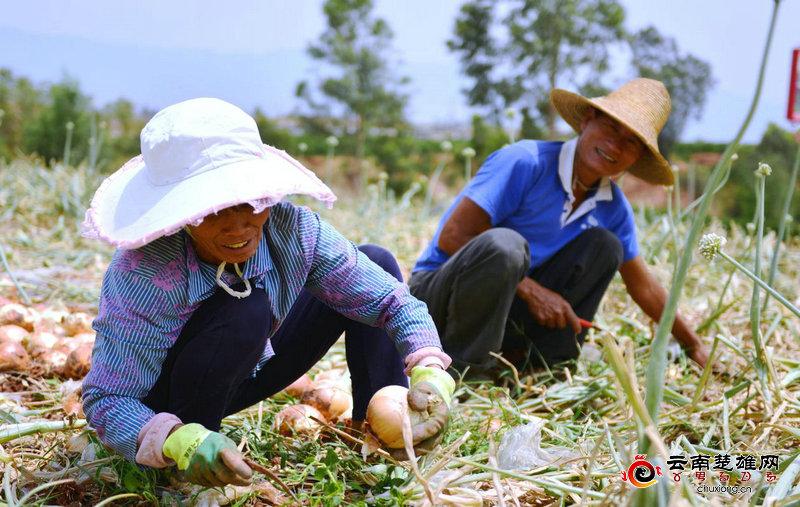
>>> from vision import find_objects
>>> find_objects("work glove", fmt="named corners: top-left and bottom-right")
top-left (392, 366), bottom-right (455, 459)
top-left (162, 423), bottom-right (253, 487)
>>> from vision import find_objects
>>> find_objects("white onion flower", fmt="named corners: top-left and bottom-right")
top-left (698, 233), bottom-right (727, 261)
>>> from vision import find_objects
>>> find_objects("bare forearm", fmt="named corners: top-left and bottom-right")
top-left (438, 228), bottom-right (475, 256)
top-left (632, 284), bottom-right (700, 349)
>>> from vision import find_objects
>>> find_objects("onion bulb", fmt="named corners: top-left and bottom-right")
top-left (24, 331), bottom-right (59, 357)
top-left (366, 385), bottom-right (426, 449)
top-left (39, 349), bottom-right (69, 375)
top-left (62, 312), bottom-right (94, 336)
top-left (54, 335), bottom-right (91, 355)
top-left (34, 309), bottom-right (68, 337)
top-left (0, 304), bottom-right (36, 331)
top-left (63, 343), bottom-right (93, 379)
top-left (284, 373), bottom-right (315, 398)
top-left (0, 341), bottom-right (30, 372)
top-left (301, 385), bottom-right (352, 421)
top-left (274, 404), bottom-right (324, 436)
top-left (0, 325), bottom-right (29, 345)
top-left (74, 332), bottom-right (95, 346)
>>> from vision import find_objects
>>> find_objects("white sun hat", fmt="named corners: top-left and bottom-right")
top-left (82, 97), bottom-right (336, 249)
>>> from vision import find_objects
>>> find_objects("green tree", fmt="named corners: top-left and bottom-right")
top-left (296, 0), bottom-right (409, 165)
top-left (469, 114), bottom-right (508, 162)
top-left (630, 26), bottom-right (714, 156)
top-left (449, 0), bottom-right (626, 137)
top-left (252, 108), bottom-right (294, 151)
top-left (23, 77), bottom-right (92, 164)
top-left (722, 124), bottom-right (799, 230)
top-left (102, 98), bottom-right (148, 170)
top-left (0, 68), bottom-right (42, 160)
top-left (446, 0), bottom-right (503, 120)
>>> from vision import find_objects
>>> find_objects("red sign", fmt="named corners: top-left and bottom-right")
top-left (789, 49), bottom-right (800, 123)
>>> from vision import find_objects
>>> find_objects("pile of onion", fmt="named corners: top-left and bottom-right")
top-left (0, 324), bottom-right (31, 372)
top-left (276, 368), bottom-right (355, 436)
top-left (274, 404), bottom-right (325, 436)
top-left (0, 303), bottom-right (95, 377)
top-left (0, 303), bottom-right (36, 331)
top-left (283, 373), bottom-right (315, 398)
top-left (366, 385), bottom-right (427, 449)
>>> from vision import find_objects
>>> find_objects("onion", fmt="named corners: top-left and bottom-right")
top-left (301, 385), bottom-right (352, 421)
top-left (62, 312), bottom-right (93, 336)
top-left (315, 368), bottom-right (347, 384)
top-left (74, 332), bottom-right (96, 345)
top-left (0, 325), bottom-right (29, 345)
top-left (0, 341), bottom-right (30, 372)
top-left (274, 404), bottom-right (324, 436)
top-left (54, 335), bottom-right (91, 355)
top-left (24, 331), bottom-right (59, 357)
top-left (0, 304), bottom-right (36, 331)
top-left (34, 309), bottom-right (68, 337)
top-left (63, 343), bottom-right (93, 379)
top-left (39, 349), bottom-right (69, 375)
top-left (284, 373), bottom-right (316, 398)
top-left (366, 385), bottom-right (426, 449)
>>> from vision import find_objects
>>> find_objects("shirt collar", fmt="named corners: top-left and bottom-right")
top-left (185, 227), bottom-right (273, 305)
top-left (558, 138), bottom-right (613, 202)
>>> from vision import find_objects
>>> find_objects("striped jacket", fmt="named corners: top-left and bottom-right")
top-left (83, 202), bottom-right (441, 462)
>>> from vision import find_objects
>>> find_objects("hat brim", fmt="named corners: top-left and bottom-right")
top-left (550, 89), bottom-right (673, 186)
top-left (82, 144), bottom-right (337, 249)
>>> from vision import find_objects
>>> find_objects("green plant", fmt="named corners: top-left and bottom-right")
top-left (636, 4), bottom-right (782, 506)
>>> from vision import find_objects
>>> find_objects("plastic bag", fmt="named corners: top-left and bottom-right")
top-left (496, 418), bottom-right (577, 470)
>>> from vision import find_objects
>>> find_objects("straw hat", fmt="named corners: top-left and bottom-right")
top-left (82, 98), bottom-right (337, 249)
top-left (550, 78), bottom-right (673, 185)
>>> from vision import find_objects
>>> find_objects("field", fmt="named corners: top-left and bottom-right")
top-left (0, 153), bottom-right (799, 506)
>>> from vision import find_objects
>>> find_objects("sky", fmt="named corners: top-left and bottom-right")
top-left (0, 0), bottom-right (798, 143)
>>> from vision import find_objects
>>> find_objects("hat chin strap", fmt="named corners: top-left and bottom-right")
top-left (215, 262), bottom-right (252, 299)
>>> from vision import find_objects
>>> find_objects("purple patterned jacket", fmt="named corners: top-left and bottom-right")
top-left (83, 202), bottom-right (442, 462)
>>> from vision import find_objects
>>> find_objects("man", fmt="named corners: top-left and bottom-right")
top-left (409, 78), bottom-right (710, 378)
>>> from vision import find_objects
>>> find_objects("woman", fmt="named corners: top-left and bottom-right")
top-left (81, 98), bottom-right (454, 487)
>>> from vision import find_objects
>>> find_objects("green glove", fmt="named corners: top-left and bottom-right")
top-left (405, 366), bottom-right (456, 448)
top-left (410, 365), bottom-right (455, 405)
top-left (163, 424), bottom-right (252, 487)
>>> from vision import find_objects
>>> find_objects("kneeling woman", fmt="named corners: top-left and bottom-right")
top-left (81, 98), bottom-right (453, 487)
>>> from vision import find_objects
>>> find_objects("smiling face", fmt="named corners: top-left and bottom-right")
top-left (575, 108), bottom-right (645, 183)
top-left (186, 204), bottom-right (270, 265)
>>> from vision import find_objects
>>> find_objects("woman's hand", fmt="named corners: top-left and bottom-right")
top-left (390, 366), bottom-right (455, 460)
top-left (162, 424), bottom-right (252, 487)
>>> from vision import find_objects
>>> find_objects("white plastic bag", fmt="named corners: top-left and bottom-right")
top-left (496, 418), bottom-right (576, 470)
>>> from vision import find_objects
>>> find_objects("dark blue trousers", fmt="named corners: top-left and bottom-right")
top-left (142, 245), bottom-right (408, 431)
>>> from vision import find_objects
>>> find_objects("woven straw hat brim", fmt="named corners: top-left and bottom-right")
top-left (551, 89), bottom-right (673, 186)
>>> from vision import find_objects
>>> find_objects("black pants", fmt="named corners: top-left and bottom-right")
top-left (409, 227), bottom-right (623, 376)
top-left (142, 245), bottom-right (408, 430)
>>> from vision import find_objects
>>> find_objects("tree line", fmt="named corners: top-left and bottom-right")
top-left (1, 0), bottom-right (797, 229)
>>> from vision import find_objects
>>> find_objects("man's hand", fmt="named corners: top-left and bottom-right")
top-left (163, 424), bottom-right (252, 487)
top-left (620, 257), bottom-right (716, 372)
top-left (685, 341), bottom-right (710, 369)
top-left (517, 277), bottom-right (581, 334)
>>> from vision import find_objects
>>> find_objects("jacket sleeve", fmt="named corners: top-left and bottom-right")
top-left (304, 212), bottom-right (442, 357)
top-left (82, 265), bottom-right (179, 463)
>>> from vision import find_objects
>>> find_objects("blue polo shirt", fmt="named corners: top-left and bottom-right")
top-left (413, 139), bottom-right (639, 273)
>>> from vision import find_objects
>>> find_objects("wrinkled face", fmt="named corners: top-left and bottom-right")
top-left (576, 108), bottom-right (645, 179)
top-left (187, 204), bottom-right (270, 265)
